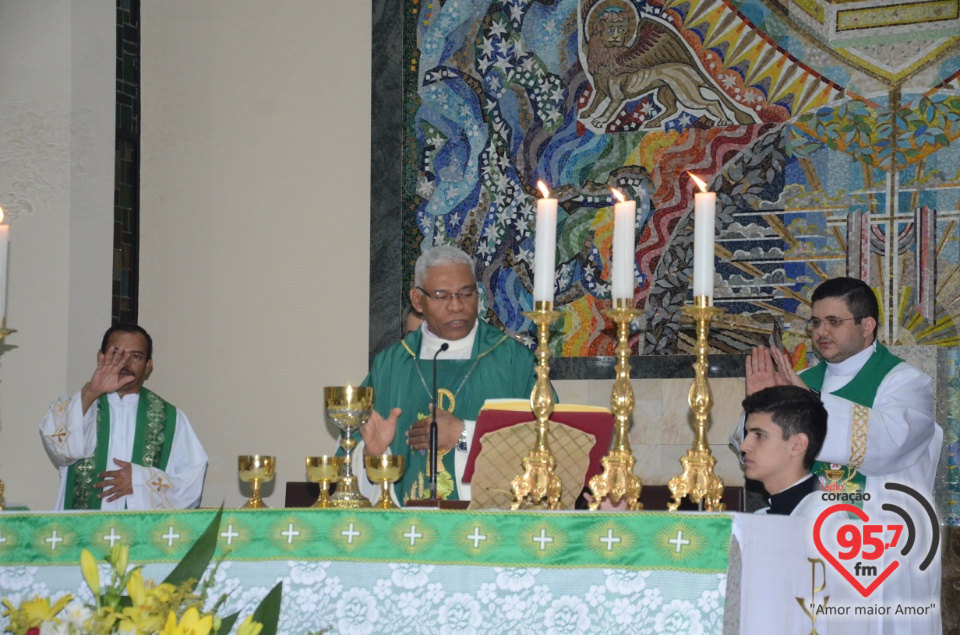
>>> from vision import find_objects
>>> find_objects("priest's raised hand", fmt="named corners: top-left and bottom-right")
top-left (361, 407), bottom-right (402, 456)
top-left (80, 345), bottom-right (142, 414)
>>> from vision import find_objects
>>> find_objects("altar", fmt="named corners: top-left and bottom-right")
top-left (1, 508), bottom-right (731, 634)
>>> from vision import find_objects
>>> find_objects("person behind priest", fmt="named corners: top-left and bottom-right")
top-left (402, 304), bottom-right (424, 336)
top-left (357, 245), bottom-right (541, 503)
top-left (740, 385), bottom-right (829, 516)
top-left (39, 324), bottom-right (208, 511)
top-left (731, 276), bottom-right (941, 634)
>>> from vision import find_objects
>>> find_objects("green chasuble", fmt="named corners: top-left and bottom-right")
top-left (362, 321), bottom-right (539, 502)
top-left (63, 388), bottom-right (177, 510)
top-left (800, 343), bottom-right (903, 504)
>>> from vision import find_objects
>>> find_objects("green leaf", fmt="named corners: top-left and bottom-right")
top-left (251, 582), bottom-right (284, 635)
top-left (162, 506), bottom-right (223, 592)
top-left (219, 611), bottom-right (239, 634)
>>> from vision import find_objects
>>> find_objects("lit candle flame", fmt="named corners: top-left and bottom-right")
top-left (610, 188), bottom-right (626, 204)
top-left (688, 172), bottom-right (708, 193)
top-left (537, 180), bottom-right (551, 199)
top-left (0, 206), bottom-right (4, 223)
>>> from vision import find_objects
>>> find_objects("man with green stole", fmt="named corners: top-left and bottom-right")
top-left (731, 277), bottom-right (942, 634)
top-left (358, 246), bottom-right (541, 503)
top-left (40, 324), bottom-right (208, 511)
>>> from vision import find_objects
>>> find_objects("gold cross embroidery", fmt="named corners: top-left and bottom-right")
top-left (149, 476), bottom-right (173, 494)
top-left (48, 429), bottom-right (68, 444)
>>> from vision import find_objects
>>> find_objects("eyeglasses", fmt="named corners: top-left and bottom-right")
top-left (806, 316), bottom-right (863, 331)
top-left (417, 285), bottom-right (478, 303)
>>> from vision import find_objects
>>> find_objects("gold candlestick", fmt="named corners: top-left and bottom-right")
top-left (0, 320), bottom-right (13, 511)
top-left (588, 299), bottom-right (643, 510)
top-left (668, 296), bottom-right (725, 511)
top-left (511, 301), bottom-right (563, 509)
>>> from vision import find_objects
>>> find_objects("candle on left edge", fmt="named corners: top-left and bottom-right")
top-left (533, 181), bottom-right (558, 303)
top-left (0, 207), bottom-right (8, 321)
top-left (611, 188), bottom-right (636, 301)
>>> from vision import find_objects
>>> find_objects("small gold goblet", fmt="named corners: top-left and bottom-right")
top-left (306, 456), bottom-right (343, 508)
top-left (238, 455), bottom-right (275, 509)
top-left (364, 454), bottom-right (404, 509)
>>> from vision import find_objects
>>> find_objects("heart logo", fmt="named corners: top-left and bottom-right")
top-left (813, 503), bottom-right (899, 597)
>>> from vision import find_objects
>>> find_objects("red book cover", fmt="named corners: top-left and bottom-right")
top-left (463, 400), bottom-right (615, 485)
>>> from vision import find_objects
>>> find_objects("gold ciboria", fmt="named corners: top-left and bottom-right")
top-left (511, 301), bottom-right (562, 509)
top-left (588, 299), bottom-right (643, 510)
top-left (667, 296), bottom-right (725, 511)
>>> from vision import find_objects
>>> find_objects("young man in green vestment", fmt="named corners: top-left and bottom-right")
top-left (40, 324), bottom-right (208, 511)
top-left (357, 246), bottom-right (541, 503)
top-left (731, 277), bottom-right (942, 634)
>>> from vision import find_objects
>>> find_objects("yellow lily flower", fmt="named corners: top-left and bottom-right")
top-left (111, 543), bottom-right (130, 577)
top-left (126, 568), bottom-right (146, 607)
top-left (236, 614), bottom-right (264, 635)
top-left (80, 549), bottom-right (100, 596)
top-left (118, 605), bottom-right (166, 635)
top-left (159, 607), bottom-right (214, 635)
top-left (13, 594), bottom-right (72, 625)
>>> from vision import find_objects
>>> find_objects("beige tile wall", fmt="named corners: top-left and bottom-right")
top-left (553, 377), bottom-right (747, 487)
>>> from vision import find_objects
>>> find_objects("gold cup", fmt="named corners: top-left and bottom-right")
top-left (238, 454), bottom-right (275, 509)
top-left (306, 455), bottom-right (343, 508)
top-left (364, 454), bottom-right (404, 509)
top-left (325, 386), bottom-right (374, 508)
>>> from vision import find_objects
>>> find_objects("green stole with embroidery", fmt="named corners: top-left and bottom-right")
top-left (800, 343), bottom-right (902, 504)
top-left (63, 388), bottom-right (177, 510)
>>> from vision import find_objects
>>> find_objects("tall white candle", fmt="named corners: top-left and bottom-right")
top-left (611, 189), bottom-right (636, 301)
top-left (534, 181), bottom-right (557, 303)
top-left (689, 173), bottom-right (716, 299)
top-left (0, 207), bottom-right (8, 321)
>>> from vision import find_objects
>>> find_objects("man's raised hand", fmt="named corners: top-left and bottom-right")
top-left (745, 345), bottom-right (786, 396)
top-left (361, 408), bottom-right (401, 456)
top-left (769, 346), bottom-right (807, 389)
top-left (80, 347), bottom-right (135, 413)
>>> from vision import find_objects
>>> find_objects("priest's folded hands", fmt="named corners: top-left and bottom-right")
top-left (406, 405), bottom-right (465, 452)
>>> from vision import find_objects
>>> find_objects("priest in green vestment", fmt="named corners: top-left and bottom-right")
top-left (40, 324), bottom-right (208, 511)
top-left (358, 246), bottom-right (542, 502)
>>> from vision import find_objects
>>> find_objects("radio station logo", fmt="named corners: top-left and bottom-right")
top-left (812, 482), bottom-right (938, 598)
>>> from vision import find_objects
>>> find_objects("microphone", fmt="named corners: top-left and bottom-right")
top-left (430, 342), bottom-right (449, 500)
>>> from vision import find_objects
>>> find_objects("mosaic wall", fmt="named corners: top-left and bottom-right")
top-left (400, 0), bottom-right (960, 358)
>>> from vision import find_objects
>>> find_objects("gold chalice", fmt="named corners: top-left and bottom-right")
top-left (824, 468), bottom-right (845, 484)
top-left (306, 455), bottom-right (343, 508)
top-left (364, 454), bottom-right (404, 509)
top-left (238, 454), bottom-right (275, 508)
top-left (325, 386), bottom-right (374, 508)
